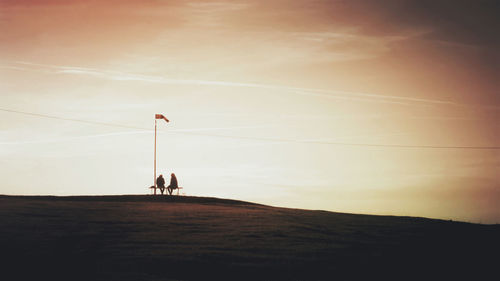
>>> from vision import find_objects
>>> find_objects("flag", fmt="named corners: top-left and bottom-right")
top-left (155, 114), bottom-right (169, 123)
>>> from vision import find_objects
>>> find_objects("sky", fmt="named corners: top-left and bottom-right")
top-left (1, 0), bottom-right (499, 223)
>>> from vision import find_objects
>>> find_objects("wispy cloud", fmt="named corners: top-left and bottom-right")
top-left (169, 125), bottom-right (272, 132)
top-left (186, 2), bottom-right (250, 12)
top-left (292, 31), bottom-right (409, 61)
top-left (182, 1), bottom-right (251, 27)
top-left (8, 61), bottom-right (461, 107)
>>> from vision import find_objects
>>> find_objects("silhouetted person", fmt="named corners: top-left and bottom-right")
top-left (157, 174), bottom-right (166, 195)
top-left (167, 173), bottom-right (178, 195)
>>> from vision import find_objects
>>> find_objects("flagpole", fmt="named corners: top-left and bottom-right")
top-left (154, 118), bottom-right (157, 195)
top-left (152, 114), bottom-right (168, 195)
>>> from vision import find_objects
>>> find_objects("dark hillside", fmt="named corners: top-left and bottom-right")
top-left (0, 195), bottom-right (498, 280)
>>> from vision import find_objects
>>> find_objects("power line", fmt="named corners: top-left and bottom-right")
top-left (1, 107), bottom-right (499, 150)
top-left (0, 108), bottom-right (146, 130)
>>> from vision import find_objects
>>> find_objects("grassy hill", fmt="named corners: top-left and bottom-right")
top-left (0, 195), bottom-right (498, 280)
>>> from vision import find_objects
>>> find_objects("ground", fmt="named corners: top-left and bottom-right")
top-left (0, 195), bottom-right (498, 280)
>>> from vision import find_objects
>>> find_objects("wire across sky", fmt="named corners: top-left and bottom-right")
top-left (1, 107), bottom-right (499, 150)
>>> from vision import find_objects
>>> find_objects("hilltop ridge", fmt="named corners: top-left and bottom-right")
top-left (1, 194), bottom-right (495, 224)
top-left (1, 195), bottom-right (498, 280)
top-left (0, 194), bottom-right (263, 206)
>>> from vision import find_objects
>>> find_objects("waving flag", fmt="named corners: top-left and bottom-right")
top-left (155, 114), bottom-right (169, 123)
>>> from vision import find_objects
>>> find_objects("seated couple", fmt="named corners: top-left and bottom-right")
top-left (156, 173), bottom-right (179, 195)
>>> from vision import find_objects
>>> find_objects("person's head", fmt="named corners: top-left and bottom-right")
top-left (171, 173), bottom-right (175, 176)
top-left (159, 174), bottom-right (163, 177)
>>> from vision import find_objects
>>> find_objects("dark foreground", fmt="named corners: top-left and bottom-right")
top-left (1, 195), bottom-right (498, 281)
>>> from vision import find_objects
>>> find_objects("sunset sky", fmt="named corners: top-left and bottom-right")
top-left (1, 0), bottom-right (499, 223)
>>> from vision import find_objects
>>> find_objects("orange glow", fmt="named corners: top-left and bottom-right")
top-left (0, 1), bottom-right (498, 223)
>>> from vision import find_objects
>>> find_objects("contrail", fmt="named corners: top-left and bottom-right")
top-left (169, 125), bottom-right (273, 132)
top-left (10, 61), bottom-right (459, 107)
top-left (175, 131), bottom-right (500, 150)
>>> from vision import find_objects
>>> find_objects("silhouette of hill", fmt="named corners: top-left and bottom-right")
top-left (1, 195), bottom-right (498, 280)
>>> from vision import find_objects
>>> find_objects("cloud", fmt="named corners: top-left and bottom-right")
top-left (186, 2), bottom-right (250, 12)
top-left (170, 125), bottom-right (272, 132)
top-left (373, 0), bottom-right (499, 47)
top-left (270, 0), bottom-right (500, 48)
top-left (7, 61), bottom-right (460, 107)
top-left (0, 0), bottom-right (186, 62)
